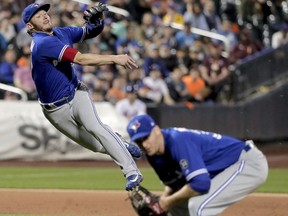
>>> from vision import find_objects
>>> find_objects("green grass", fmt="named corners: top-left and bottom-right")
top-left (0, 167), bottom-right (163, 191)
top-left (257, 168), bottom-right (288, 193)
top-left (0, 167), bottom-right (287, 193)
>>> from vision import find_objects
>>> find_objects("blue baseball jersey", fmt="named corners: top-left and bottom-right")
top-left (146, 128), bottom-right (245, 192)
top-left (30, 24), bottom-right (103, 103)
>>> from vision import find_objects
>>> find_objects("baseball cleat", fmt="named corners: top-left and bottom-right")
top-left (116, 132), bottom-right (142, 159)
top-left (124, 142), bottom-right (142, 159)
top-left (126, 174), bottom-right (143, 191)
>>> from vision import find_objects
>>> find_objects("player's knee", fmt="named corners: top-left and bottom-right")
top-left (188, 199), bottom-right (200, 216)
top-left (257, 158), bottom-right (269, 185)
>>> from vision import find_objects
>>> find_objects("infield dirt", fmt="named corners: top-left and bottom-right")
top-left (0, 144), bottom-right (287, 216)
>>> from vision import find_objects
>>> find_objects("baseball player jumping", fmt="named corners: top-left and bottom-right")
top-left (127, 114), bottom-right (269, 215)
top-left (22, 2), bottom-right (143, 190)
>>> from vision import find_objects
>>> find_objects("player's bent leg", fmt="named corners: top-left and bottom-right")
top-left (72, 90), bottom-right (143, 188)
top-left (188, 146), bottom-right (268, 216)
top-left (43, 103), bottom-right (106, 153)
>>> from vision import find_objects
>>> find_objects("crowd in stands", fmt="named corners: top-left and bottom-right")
top-left (1, 0), bottom-right (288, 119)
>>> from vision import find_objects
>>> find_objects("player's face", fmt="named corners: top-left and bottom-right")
top-left (136, 126), bottom-right (164, 156)
top-left (29, 10), bottom-right (53, 33)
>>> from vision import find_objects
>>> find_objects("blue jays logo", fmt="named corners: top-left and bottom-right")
top-left (130, 120), bottom-right (140, 133)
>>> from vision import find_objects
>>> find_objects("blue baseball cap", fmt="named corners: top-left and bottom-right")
top-left (127, 114), bottom-right (156, 141)
top-left (22, 3), bottom-right (50, 24)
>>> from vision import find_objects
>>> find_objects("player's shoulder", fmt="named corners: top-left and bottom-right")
top-left (162, 128), bottom-right (182, 140)
top-left (164, 127), bottom-right (196, 143)
top-left (56, 26), bottom-right (84, 34)
top-left (32, 34), bottom-right (52, 50)
top-left (33, 31), bottom-right (56, 44)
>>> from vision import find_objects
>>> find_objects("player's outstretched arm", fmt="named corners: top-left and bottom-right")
top-left (73, 52), bottom-right (138, 69)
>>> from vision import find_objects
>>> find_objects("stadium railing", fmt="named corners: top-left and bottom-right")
top-left (0, 83), bottom-right (28, 101)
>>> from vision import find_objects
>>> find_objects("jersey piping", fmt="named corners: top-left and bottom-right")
top-left (186, 168), bottom-right (208, 182)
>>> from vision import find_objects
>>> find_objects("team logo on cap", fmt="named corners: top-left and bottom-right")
top-left (33, 3), bottom-right (39, 8)
top-left (130, 120), bottom-right (140, 133)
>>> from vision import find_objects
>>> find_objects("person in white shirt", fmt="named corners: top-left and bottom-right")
top-left (271, 24), bottom-right (288, 49)
top-left (115, 83), bottom-right (147, 120)
top-left (138, 64), bottom-right (175, 105)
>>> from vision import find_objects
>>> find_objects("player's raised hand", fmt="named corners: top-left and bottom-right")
top-left (83, 2), bottom-right (108, 25)
top-left (114, 54), bottom-right (138, 70)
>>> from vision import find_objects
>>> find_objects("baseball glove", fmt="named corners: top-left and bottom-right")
top-left (83, 2), bottom-right (108, 25)
top-left (128, 185), bottom-right (167, 216)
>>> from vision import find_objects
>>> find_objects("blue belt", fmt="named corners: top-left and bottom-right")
top-left (244, 140), bottom-right (255, 152)
top-left (42, 93), bottom-right (74, 110)
top-left (41, 82), bottom-right (82, 110)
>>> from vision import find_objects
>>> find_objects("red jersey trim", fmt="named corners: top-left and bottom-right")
top-left (61, 46), bottom-right (78, 62)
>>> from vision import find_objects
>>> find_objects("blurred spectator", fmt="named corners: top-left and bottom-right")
top-left (230, 28), bottom-right (263, 64)
top-left (183, 1), bottom-right (209, 31)
top-left (123, 0), bottom-right (150, 24)
top-left (139, 12), bottom-right (159, 41)
top-left (165, 66), bottom-right (189, 102)
top-left (213, 18), bottom-right (238, 51)
top-left (0, 49), bottom-right (18, 85)
top-left (91, 89), bottom-right (106, 102)
top-left (175, 21), bottom-right (197, 48)
top-left (221, 1), bottom-right (238, 22)
top-left (110, 16), bottom-right (130, 40)
top-left (0, 0), bottom-right (283, 104)
top-left (15, 27), bottom-right (32, 51)
top-left (158, 24), bottom-right (177, 48)
top-left (200, 43), bottom-right (230, 101)
top-left (0, 32), bottom-right (7, 56)
top-left (115, 22), bottom-right (143, 62)
top-left (138, 64), bottom-right (175, 105)
top-left (185, 44), bottom-right (205, 69)
top-left (162, 2), bottom-right (184, 25)
top-left (239, 0), bottom-right (275, 43)
top-left (150, 1), bottom-right (165, 26)
top-left (182, 64), bottom-right (211, 102)
top-left (142, 43), bottom-right (169, 77)
top-left (273, 0), bottom-right (288, 23)
top-left (158, 43), bottom-right (178, 72)
top-left (17, 44), bottom-right (31, 68)
top-left (97, 18), bottom-right (118, 54)
top-left (97, 65), bottom-right (116, 85)
top-left (175, 46), bottom-right (189, 67)
top-left (115, 83), bottom-right (147, 120)
top-left (271, 23), bottom-right (288, 49)
top-left (105, 76), bottom-right (126, 105)
top-left (14, 56), bottom-right (37, 100)
top-left (203, 0), bottom-right (222, 31)
top-left (0, 18), bottom-right (17, 45)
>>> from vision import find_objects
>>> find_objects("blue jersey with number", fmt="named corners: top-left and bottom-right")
top-left (30, 24), bottom-right (103, 103)
top-left (146, 128), bottom-right (245, 191)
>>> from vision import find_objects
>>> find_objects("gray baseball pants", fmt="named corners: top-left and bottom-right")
top-left (188, 141), bottom-right (268, 216)
top-left (42, 86), bottom-right (140, 177)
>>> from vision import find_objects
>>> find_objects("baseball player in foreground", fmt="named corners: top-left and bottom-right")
top-left (127, 114), bottom-right (269, 215)
top-left (22, 2), bottom-right (143, 190)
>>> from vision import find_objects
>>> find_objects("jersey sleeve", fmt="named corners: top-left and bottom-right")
top-left (62, 23), bottom-right (104, 42)
top-left (171, 132), bottom-right (211, 193)
top-left (62, 26), bottom-right (86, 43)
top-left (38, 37), bottom-right (76, 62)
